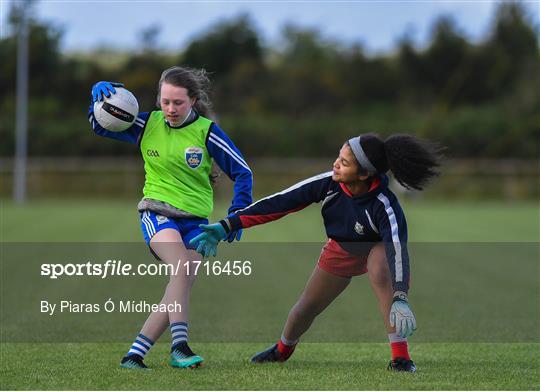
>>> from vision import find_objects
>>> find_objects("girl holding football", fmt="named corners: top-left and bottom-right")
top-left (89, 66), bottom-right (253, 369)
top-left (192, 133), bottom-right (442, 372)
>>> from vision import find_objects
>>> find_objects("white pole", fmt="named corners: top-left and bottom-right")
top-left (13, 2), bottom-right (30, 204)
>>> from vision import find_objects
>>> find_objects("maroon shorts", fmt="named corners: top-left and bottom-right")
top-left (317, 239), bottom-right (370, 278)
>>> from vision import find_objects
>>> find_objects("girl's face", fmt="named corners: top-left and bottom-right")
top-left (332, 144), bottom-right (365, 183)
top-left (160, 82), bottom-right (196, 126)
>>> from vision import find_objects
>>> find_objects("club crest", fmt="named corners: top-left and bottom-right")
top-left (185, 147), bottom-right (203, 169)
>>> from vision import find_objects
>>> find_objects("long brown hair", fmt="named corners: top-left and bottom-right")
top-left (156, 66), bottom-right (214, 119)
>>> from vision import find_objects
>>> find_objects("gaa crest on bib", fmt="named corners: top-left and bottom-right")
top-left (185, 147), bottom-right (203, 169)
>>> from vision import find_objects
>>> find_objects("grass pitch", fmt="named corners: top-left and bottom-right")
top-left (2, 198), bottom-right (539, 242)
top-left (1, 198), bottom-right (539, 390)
top-left (1, 343), bottom-right (538, 390)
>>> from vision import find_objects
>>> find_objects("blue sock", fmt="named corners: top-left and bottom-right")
top-left (170, 322), bottom-right (188, 349)
top-left (127, 333), bottom-right (154, 359)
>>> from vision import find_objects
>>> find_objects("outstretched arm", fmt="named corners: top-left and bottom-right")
top-left (189, 172), bottom-right (333, 256)
top-left (226, 171), bottom-right (333, 232)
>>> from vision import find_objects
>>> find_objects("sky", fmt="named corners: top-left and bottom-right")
top-left (1, 1), bottom-right (537, 54)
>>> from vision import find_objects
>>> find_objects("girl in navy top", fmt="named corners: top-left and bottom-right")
top-left (192, 133), bottom-right (442, 372)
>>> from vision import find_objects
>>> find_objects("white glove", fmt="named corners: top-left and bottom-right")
top-left (390, 296), bottom-right (417, 338)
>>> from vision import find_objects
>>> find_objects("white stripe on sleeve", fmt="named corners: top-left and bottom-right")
top-left (365, 209), bottom-right (379, 234)
top-left (238, 171), bottom-right (333, 212)
top-left (376, 194), bottom-right (403, 282)
top-left (208, 133), bottom-right (248, 165)
top-left (208, 135), bottom-right (251, 172)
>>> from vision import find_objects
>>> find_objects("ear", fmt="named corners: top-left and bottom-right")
top-left (190, 97), bottom-right (197, 107)
top-left (358, 173), bottom-right (370, 181)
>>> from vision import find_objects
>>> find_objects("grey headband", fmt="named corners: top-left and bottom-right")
top-left (348, 136), bottom-right (377, 174)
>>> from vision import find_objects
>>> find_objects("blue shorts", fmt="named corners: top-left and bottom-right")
top-left (140, 210), bottom-right (208, 250)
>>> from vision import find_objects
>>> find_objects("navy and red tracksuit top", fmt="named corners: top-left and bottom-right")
top-left (226, 172), bottom-right (410, 293)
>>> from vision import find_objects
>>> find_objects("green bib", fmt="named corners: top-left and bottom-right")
top-left (140, 111), bottom-right (213, 218)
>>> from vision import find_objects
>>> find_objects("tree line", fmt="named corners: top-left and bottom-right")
top-left (0, 2), bottom-right (538, 158)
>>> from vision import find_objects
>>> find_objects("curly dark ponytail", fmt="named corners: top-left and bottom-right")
top-left (384, 134), bottom-right (442, 190)
top-left (352, 133), bottom-right (443, 191)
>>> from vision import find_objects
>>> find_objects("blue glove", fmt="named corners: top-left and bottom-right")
top-left (226, 228), bottom-right (242, 243)
top-left (91, 81), bottom-right (124, 102)
top-left (225, 211), bottom-right (243, 243)
top-left (390, 299), bottom-right (417, 338)
top-left (189, 223), bottom-right (227, 258)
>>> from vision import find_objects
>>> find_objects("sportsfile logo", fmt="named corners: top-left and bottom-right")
top-left (40, 259), bottom-right (252, 279)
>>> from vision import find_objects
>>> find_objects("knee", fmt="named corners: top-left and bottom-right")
top-left (168, 265), bottom-right (197, 285)
top-left (170, 270), bottom-right (196, 282)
